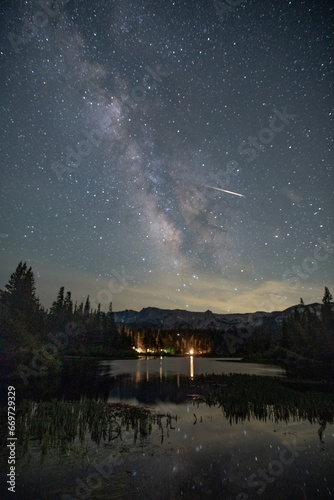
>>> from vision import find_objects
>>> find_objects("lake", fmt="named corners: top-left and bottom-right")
top-left (1, 357), bottom-right (333, 499)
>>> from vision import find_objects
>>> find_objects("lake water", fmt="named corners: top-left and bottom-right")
top-left (1, 357), bottom-right (333, 499)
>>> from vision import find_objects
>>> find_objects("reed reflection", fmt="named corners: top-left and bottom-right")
top-left (5, 370), bottom-right (332, 464)
top-left (8, 399), bottom-right (177, 460)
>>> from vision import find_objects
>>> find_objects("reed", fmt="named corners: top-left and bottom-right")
top-left (190, 373), bottom-right (334, 425)
top-left (12, 399), bottom-right (176, 459)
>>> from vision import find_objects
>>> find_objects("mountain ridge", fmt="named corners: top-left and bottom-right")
top-left (114, 302), bottom-right (324, 332)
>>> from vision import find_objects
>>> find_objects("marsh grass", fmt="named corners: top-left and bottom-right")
top-left (2, 373), bottom-right (333, 470)
top-left (12, 399), bottom-right (176, 461)
top-left (189, 374), bottom-right (334, 425)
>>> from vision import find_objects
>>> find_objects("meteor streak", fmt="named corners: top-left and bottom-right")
top-left (205, 185), bottom-right (245, 197)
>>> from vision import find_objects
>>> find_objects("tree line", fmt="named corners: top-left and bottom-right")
top-left (0, 262), bottom-right (134, 373)
top-left (0, 262), bottom-right (333, 379)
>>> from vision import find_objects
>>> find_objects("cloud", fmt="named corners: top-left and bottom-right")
top-left (112, 273), bottom-right (329, 314)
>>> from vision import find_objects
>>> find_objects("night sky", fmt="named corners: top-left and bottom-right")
top-left (1, 0), bottom-right (333, 314)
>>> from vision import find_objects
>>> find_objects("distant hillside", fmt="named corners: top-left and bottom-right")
top-left (114, 303), bottom-right (323, 332)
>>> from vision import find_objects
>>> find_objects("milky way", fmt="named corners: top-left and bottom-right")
top-left (0, 0), bottom-right (333, 313)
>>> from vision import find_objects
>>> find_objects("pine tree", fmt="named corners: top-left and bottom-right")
top-left (49, 287), bottom-right (66, 330)
top-left (64, 291), bottom-right (73, 319)
top-left (50, 287), bottom-right (64, 317)
top-left (320, 287), bottom-right (333, 361)
top-left (322, 287), bottom-right (333, 305)
top-left (305, 306), bottom-right (318, 358)
top-left (77, 302), bottom-right (84, 316)
top-left (87, 303), bottom-right (103, 347)
top-left (0, 262), bottom-right (41, 368)
top-left (103, 302), bottom-right (119, 354)
top-left (84, 296), bottom-right (90, 316)
top-left (3, 262), bottom-right (40, 323)
top-left (2, 262), bottom-right (41, 331)
top-left (97, 303), bottom-right (101, 320)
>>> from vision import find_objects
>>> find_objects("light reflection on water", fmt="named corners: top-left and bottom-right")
top-left (100, 356), bottom-right (286, 382)
top-left (2, 359), bottom-right (333, 500)
top-left (97, 358), bottom-right (333, 499)
top-left (190, 355), bottom-right (194, 379)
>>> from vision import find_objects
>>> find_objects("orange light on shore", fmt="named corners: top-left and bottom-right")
top-left (189, 349), bottom-right (194, 355)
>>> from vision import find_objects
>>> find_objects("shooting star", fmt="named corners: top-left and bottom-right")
top-left (205, 185), bottom-right (245, 198)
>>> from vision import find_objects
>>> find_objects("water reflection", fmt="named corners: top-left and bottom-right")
top-left (101, 356), bottom-right (285, 381)
top-left (9, 399), bottom-right (176, 460)
top-left (1, 360), bottom-right (333, 500)
top-left (3, 364), bottom-right (332, 459)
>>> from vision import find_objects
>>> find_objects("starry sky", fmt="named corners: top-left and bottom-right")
top-left (0, 0), bottom-right (333, 314)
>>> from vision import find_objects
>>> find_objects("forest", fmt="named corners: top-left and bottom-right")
top-left (0, 262), bottom-right (333, 381)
